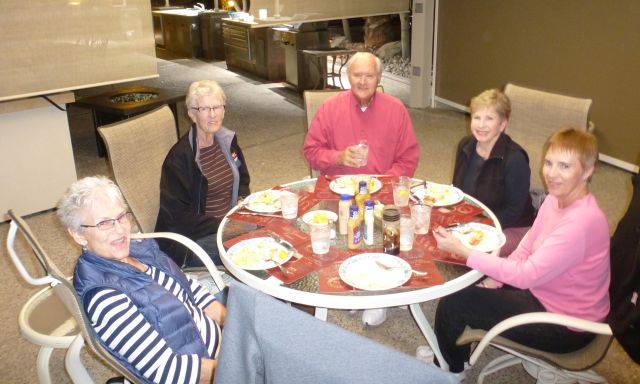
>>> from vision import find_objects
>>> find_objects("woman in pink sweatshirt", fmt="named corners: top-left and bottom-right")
top-left (432, 126), bottom-right (610, 374)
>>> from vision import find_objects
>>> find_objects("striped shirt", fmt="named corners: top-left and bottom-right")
top-left (199, 140), bottom-right (233, 218)
top-left (86, 266), bottom-right (221, 384)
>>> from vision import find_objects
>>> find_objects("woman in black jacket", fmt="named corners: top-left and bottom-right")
top-left (156, 80), bottom-right (250, 266)
top-left (452, 89), bottom-right (534, 255)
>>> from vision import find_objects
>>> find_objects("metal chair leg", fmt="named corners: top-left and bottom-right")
top-left (65, 335), bottom-right (94, 383)
top-left (36, 346), bottom-right (55, 384)
top-left (477, 354), bottom-right (522, 384)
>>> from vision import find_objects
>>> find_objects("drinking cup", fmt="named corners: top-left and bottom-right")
top-left (399, 214), bottom-right (414, 251)
top-left (392, 176), bottom-right (411, 207)
top-left (310, 222), bottom-right (331, 255)
top-left (411, 204), bottom-right (432, 234)
top-left (279, 190), bottom-right (299, 219)
top-left (356, 139), bottom-right (369, 167)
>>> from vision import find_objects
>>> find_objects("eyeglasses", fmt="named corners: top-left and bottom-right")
top-left (191, 105), bottom-right (225, 114)
top-left (81, 211), bottom-right (132, 231)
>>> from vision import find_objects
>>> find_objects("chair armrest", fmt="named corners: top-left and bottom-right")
top-left (469, 312), bottom-right (612, 365)
top-left (130, 232), bottom-right (226, 292)
top-left (6, 220), bottom-right (57, 286)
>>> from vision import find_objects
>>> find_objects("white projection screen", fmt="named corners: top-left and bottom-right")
top-left (0, 0), bottom-right (158, 102)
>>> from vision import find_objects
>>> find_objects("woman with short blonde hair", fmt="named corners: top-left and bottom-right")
top-left (433, 126), bottom-right (609, 375)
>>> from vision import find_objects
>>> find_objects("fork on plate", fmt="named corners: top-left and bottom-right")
top-left (264, 253), bottom-right (290, 275)
top-left (375, 259), bottom-right (428, 276)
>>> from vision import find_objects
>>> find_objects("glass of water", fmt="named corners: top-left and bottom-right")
top-left (356, 139), bottom-right (369, 167)
top-left (279, 190), bottom-right (299, 219)
top-left (392, 176), bottom-right (411, 207)
top-left (399, 214), bottom-right (414, 251)
top-left (310, 222), bottom-right (332, 255)
top-left (411, 204), bottom-right (432, 235)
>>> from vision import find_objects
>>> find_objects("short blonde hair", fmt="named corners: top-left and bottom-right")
top-left (185, 80), bottom-right (226, 108)
top-left (543, 126), bottom-right (598, 170)
top-left (470, 89), bottom-right (511, 120)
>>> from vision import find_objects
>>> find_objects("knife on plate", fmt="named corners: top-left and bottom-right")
top-left (266, 232), bottom-right (303, 259)
top-left (445, 218), bottom-right (481, 231)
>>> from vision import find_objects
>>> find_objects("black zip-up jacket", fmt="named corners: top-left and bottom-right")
top-left (452, 133), bottom-right (535, 228)
top-left (155, 125), bottom-right (250, 264)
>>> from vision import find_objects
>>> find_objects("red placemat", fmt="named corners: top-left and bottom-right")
top-left (227, 190), bottom-right (318, 226)
top-left (312, 175), bottom-right (395, 202)
top-left (222, 226), bottom-right (333, 285)
top-left (413, 232), bottom-right (468, 266)
top-left (430, 202), bottom-right (486, 228)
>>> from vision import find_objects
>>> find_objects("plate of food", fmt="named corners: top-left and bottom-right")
top-left (449, 222), bottom-right (506, 253)
top-left (329, 175), bottom-right (382, 196)
top-left (338, 253), bottom-right (412, 291)
top-left (410, 182), bottom-right (464, 207)
top-left (302, 210), bottom-right (338, 226)
top-left (226, 237), bottom-right (293, 270)
top-left (242, 190), bottom-right (281, 213)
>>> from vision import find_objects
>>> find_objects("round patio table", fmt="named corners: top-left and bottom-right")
top-left (217, 177), bottom-right (502, 371)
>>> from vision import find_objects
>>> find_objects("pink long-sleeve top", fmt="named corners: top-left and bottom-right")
top-left (302, 91), bottom-right (419, 177)
top-left (467, 193), bottom-right (610, 322)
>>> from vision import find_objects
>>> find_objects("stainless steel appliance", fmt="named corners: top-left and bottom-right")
top-left (278, 23), bottom-right (330, 92)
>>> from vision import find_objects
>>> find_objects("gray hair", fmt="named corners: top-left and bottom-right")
top-left (346, 52), bottom-right (383, 78)
top-left (57, 176), bottom-right (127, 232)
top-left (186, 80), bottom-right (227, 108)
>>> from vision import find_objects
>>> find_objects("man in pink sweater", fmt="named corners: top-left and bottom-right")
top-left (302, 52), bottom-right (419, 177)
top-left (432, 127), bottom-right (610, 374)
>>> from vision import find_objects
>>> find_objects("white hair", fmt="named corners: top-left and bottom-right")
top-left (186, 79), bottom-right (227, 108)
top-left (346, 52), bottom-right (382, 78)
top-left (57, 176), bottom-right (127, 232)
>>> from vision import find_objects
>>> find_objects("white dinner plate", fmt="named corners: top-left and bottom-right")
top-left (339, 253), bottom-right (412, 291)
top-left (226, 237), bottom-right (292, 270)
top-left (410, 182), bottom-right (464, 207)
top-left (302, 210), bottom-right (338, 226)
top-left (450, 222), bottom-right (506, 253)
top-left (329, 175), bottom-right (382, 196)
top-left (243, 190), bottom-right (281, 213)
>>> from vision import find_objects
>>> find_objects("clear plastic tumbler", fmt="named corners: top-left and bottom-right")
top-left (279, 190), bottom-right (299, 219)
top-left (411, 204), bottom-right (431, 235)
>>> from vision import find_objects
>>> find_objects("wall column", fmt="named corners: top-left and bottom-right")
top-left (409, 0), bottom-right (435, 109)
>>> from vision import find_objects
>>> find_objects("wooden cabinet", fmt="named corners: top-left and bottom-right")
top-left (162, 13), bottom-right (202, 57)
top-left (223, 20), bottom-right (285, 81)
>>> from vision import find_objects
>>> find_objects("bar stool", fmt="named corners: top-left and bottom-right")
top-left (303, 49), bottom-right (357, 89)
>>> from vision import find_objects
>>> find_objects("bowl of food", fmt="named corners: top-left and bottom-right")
top-left (302, 210), bottom-right (338, 226)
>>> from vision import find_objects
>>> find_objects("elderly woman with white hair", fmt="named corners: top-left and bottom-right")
top-left (59, 175), bottom-right (225, 384)
top-left (156, 79), bottom-right (251, 267)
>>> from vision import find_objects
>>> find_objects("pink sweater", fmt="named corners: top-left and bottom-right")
top-left (302, 91), bottom-right (419, 177)
top-left (467, 193), bottom-right (610, 322)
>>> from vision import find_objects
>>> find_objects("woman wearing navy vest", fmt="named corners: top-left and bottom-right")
top-left (58, 176), bottom-right (225, 384)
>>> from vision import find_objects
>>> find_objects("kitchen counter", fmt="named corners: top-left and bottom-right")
top-left (222, 20), bottom-right (285, 81)
top-left (152, 9), bottom-right (202, 57)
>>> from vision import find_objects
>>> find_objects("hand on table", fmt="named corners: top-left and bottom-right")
top-left (337, 145), bottom-right (366, 168)
top-left (432, 226), bottom-right (472, 262)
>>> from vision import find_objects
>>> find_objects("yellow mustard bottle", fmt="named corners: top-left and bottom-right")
top-left (347, 205), bottom-right (362, 249)
top-left (354, 180), bottom-right (371, 223)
